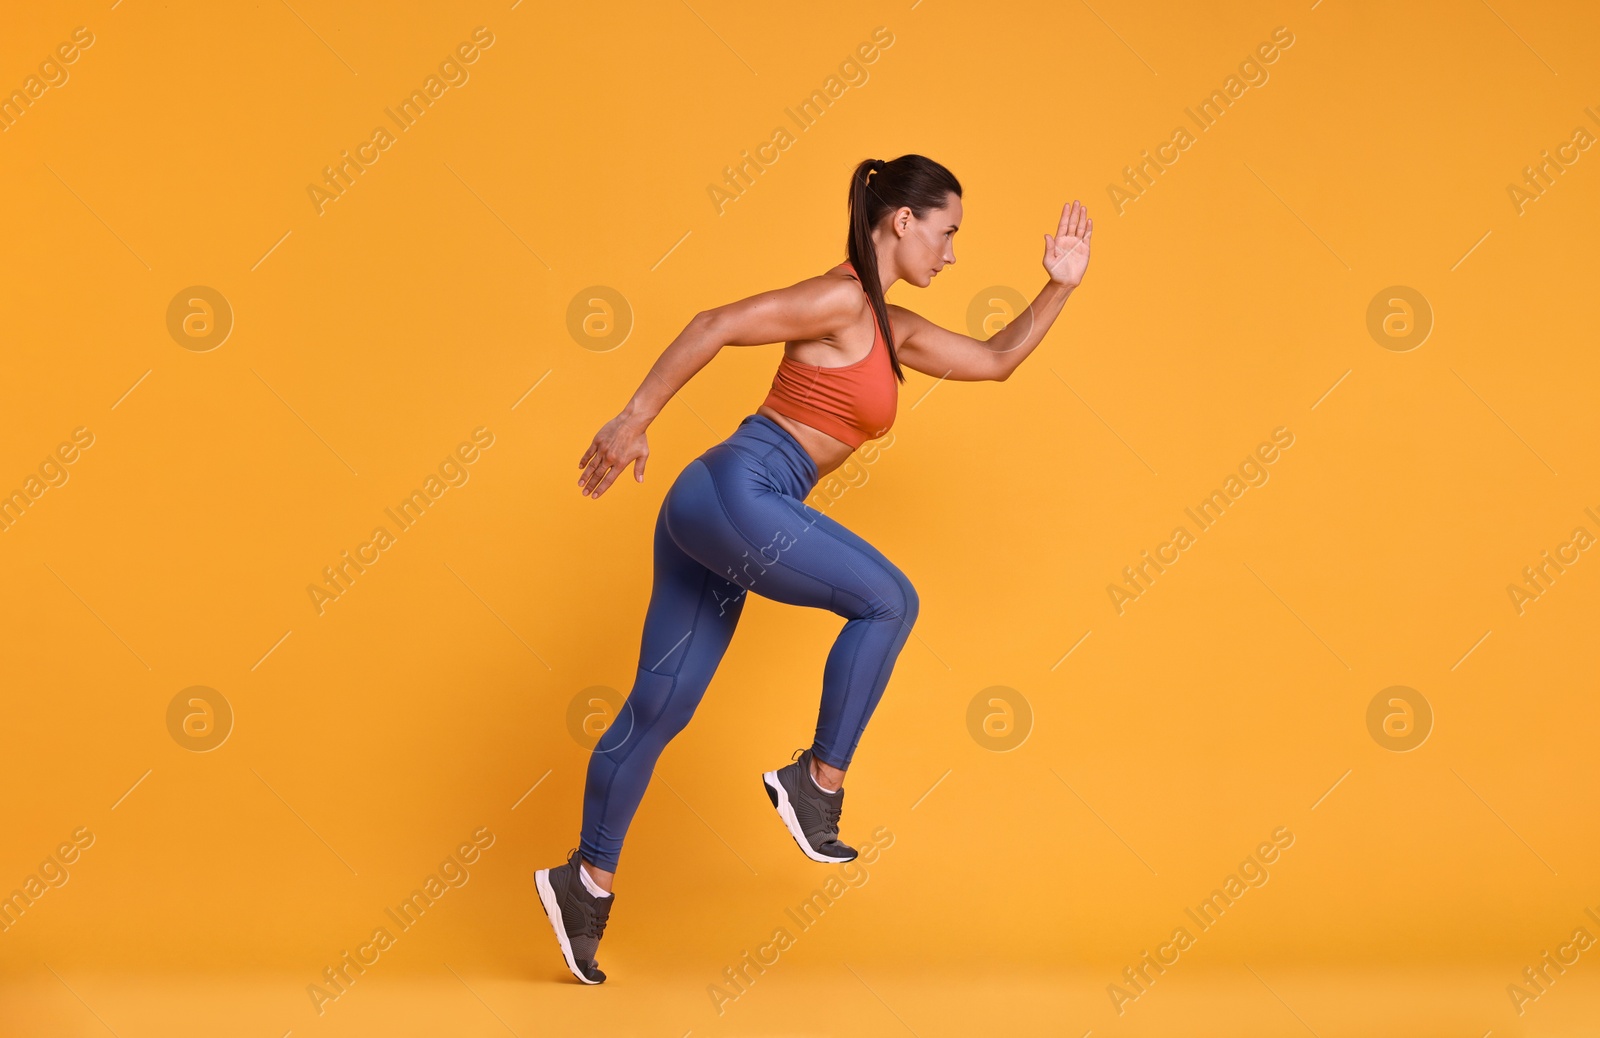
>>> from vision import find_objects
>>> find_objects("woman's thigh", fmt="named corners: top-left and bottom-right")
top-left (662, 454), bottom-right (917, 624)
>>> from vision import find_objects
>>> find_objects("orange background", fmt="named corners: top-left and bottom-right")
top-left (2, 1), bottom-right (1598, 1035)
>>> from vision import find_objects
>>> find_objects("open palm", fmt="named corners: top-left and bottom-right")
top-left (1043, 200), bottom-right (1093, 287)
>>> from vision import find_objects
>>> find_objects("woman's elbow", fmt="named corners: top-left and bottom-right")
top-left (692, 309), bottom-right (725, 342)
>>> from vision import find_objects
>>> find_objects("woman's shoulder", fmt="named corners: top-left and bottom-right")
top-left (796, 263), bottom-right (867, 315)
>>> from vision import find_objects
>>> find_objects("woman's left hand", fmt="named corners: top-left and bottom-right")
top-left (1043, 200), bottom-right (1093, 287)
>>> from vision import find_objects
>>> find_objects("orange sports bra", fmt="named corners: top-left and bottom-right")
top-left (760, 261), bottom-right (897, 449)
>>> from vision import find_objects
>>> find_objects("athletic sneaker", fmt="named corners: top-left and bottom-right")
top-left (534, 847), bottom-right (615, 984)
top-left (762, 746), bottom-right (858, 863)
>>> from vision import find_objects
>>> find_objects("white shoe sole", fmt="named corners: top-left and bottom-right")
top-left (762, 769), bottom-right (855, 863)
top-left (534, 867), bottom-right (603, 984)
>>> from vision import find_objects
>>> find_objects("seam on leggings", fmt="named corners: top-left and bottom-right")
top-left (757, 442), bottom-right (808, 496)
top-left (817, 526), bottom-right (914, 761)
top-left (702, 463), bottom-right (830, 597)
top-left (763, 492), bottom-right (909, 765)
top-left (758, 430), bottom-right (819, 488)
top-left (773, 494), bottom-right (904, 615)
top-left (702, 463), bottom-right (905, 763)
top-left (592, 555), bottom-right (720, 858)
top-left (842, 599), bottom-right (914, 763)
top-left (720, 438), bottom-right (772, 478)
top-left (705, 474), bottom-right (883, 612)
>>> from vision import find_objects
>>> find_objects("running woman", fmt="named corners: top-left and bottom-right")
top-left (535, 154), bottom-right (1092, 983)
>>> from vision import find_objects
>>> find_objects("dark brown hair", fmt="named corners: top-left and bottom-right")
top-left (847, 154), bottom-right (963, 383)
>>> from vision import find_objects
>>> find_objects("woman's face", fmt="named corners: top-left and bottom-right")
top-left (888, 191), bottom-right (962, 288)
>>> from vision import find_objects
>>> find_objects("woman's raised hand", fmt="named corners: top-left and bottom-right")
top-left (1043, 200), bottom-right (1093, 288)
top-left (578, 413), bottom-right (649, 498)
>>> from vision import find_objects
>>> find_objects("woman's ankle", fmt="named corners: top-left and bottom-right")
top-left (580, 858), bottom-right (615, 895)
top-left (809, 756), bottom-right (846, 792)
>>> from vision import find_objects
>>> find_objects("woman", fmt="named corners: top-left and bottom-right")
top-left (535, 154), bottom-right (1092, 984)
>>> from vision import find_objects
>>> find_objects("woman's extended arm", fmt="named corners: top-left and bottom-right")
top-left (577, 273), bottom-right (862, 498)
top-left (981, 278), bottom-right (1077, 380)
top-left (894, 200), bottom-right (1093, 382)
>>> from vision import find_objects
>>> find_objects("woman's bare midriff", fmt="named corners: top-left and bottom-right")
top-left (756, 268), bottom-right (884, 481)
top-left (755, 404), bottom-right (856, 480)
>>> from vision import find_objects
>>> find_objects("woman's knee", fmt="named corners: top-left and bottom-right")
top-left (595, 670), bottom-right (691, 757)
top-left (897, 572), bottom-right (920, 628)
top-left (846, 566), bottom-right (918, 626)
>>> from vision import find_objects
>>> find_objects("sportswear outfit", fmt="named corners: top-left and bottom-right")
top-left (538, 261), bottom-right (915, 982)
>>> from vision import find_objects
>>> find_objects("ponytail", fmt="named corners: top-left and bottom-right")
top-left (845, 154), bottom-right (963, 384)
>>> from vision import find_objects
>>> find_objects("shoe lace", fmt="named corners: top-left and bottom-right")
top-left (795, 748), bottom-right (846, 842)
top-left (583, 894), bottom-right (613, 940)
top-left (564, 848), bottom-right (613, 942)
top-left (818, 786), bottom-right (843, 839)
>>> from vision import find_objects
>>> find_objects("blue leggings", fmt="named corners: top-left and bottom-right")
top-left (579, 413), bottom-right (919, 872)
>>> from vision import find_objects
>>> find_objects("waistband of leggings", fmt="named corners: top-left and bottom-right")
top-left (739, 413), bottom-right (818, 485)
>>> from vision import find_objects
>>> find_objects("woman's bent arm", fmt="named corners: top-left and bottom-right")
top-left (619, 311), bottom-right (722, 425)
top-left (618, 273), bottom-right (861, 425)
top-left (578, 275), bottom-right (858, 498)
top-left (891, 280), bottom-right (1076, 383)
top-left (984, 279), bottom-right (1076, 380)
top-left (577, 311), bottom-right (721, 498)
top-left (887, 201), bottom-right (1092, 383)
